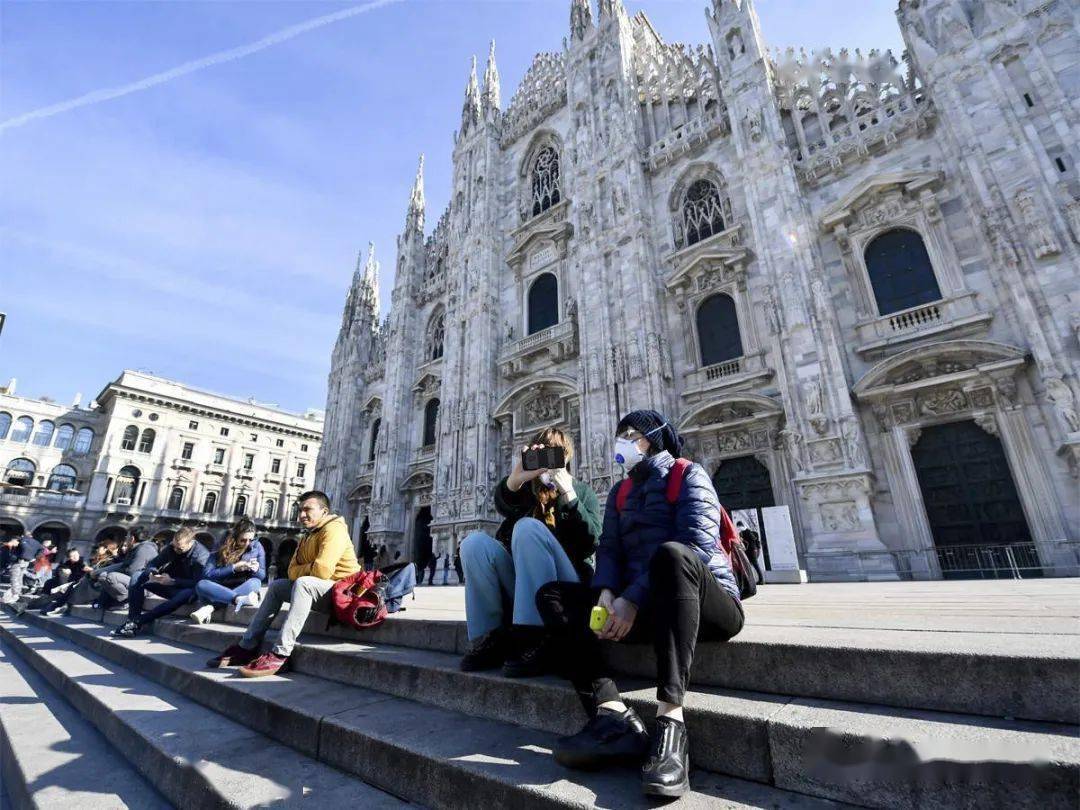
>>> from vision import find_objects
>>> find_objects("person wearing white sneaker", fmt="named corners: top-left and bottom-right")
top-left (192, 518), bottom-right (266, 620)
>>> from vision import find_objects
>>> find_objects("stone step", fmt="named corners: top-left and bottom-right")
top-left (73, 596), bottom-right (1080, 724)
top-left (33, 610), bottom-right (1080, 809)
top-left (14, 610), bottom-right (847, 810)
top-left (0, 645), bottom-right (171, 809)
top-left (0, 614), bottom-right (408, 810)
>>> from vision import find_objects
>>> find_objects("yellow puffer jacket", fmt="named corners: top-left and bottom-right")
top-left (288, 515), bottom-right (360, 581)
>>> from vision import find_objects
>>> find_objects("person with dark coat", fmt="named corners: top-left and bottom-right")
top-left (112, 528), bottom-right (211, 637)
top-left (44, 548), bottom-right (86, 593)
top-left (95, 535), bottom-right (160, 609)
top-left (0, 534), bottom-right (44, 603)
top-left (535, 409), bottom-right (744, 799)
top-left (459, 427), bottom-right (602, 677)
top-left (736, 520), bottom-right (764, 585)
top-left (453, 547), bottom-right (464, 585)
top-left (39, 541), bottom-right (121, 616)
top-left (425, 553), bottom-right (437, 585)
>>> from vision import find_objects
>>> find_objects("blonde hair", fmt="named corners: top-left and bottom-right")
top-left (173, 527), bottom-right (197, 546)
top-left (527, 426), bottom-right (574, 518)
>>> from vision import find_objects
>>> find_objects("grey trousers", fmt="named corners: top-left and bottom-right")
top-left (99, 571), bottom-right (132, 604)
top-left (1, 561), bottom-right (28, 602)
top-left (239, 576), bottom-right (335, 657)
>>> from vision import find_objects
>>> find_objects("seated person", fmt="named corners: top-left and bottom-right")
top-left (536, 409), bottom-right (745, 798)
top-left (190, 518), bottom-right (266, 624)
top-left (459, 427), bottom-right (601, 676)
top-left (44, 547), bottom-right (85, 593)
top-left (95, 529), bottom-right (159, 610)
top-left (40, 540), bottom-right (121, 616)
top-left (111, 528), bottom-right (210, 637)
top-left (206, 490), bottom-right (360, 678)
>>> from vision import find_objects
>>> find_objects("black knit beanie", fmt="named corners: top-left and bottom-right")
top-left (616, 409), bottom-right (684, 458)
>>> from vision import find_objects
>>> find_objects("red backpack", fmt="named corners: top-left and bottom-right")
top-left (331, 569), bottom-right (389, 631)
top-left (615, 458), bottom-right (757, 599)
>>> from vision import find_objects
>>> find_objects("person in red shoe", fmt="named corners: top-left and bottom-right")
top-left (206, 490), bottom-right (360, 676)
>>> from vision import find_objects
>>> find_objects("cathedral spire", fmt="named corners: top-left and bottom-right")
top-left (359, 241), bottom-right (380, 313)
top-left (461, 55), bottom-right (481, 132)
top-left (570, 0), bottom-right (593, 41)
top-left (407, 154), bottom-right (425, 231)
top-left (597, 0), bottom-right (623, 20)
top-left (482, 40), bottom-right (500, 111)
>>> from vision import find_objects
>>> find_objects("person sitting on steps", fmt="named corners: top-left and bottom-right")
top-left (459, 427), bottom-right (601, 677)
top-left (95, 528), bottom-right (159, 611)
top-left (206, 490), bottom-right (360, 678)
top-left (112, 527), bottom-right (211, 637)
top-left (535, 409), bottom-right (745, 798)
top-left (190, 517), bottom-right (266, 624)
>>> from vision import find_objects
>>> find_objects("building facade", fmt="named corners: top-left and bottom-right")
top-left (317, 0), bottom-right (1080, 580)
top-left (0, 372), bottom-right (323, 553)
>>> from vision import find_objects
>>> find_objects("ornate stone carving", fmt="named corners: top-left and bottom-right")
top-left (522, 392), bottom-right (562, 426)
top-left (1045, 376), bottom-right (1080, 434)
top-left (802, 377), bottom-right (827, 434)
top-left (780, 428), bottom-right (806, 473)
top-left (973, 412), bottom-right (999, 437)
top-left (1014, 188), bottom-right (1061, 259)
top-left (919, 388), bottom-right (967, 416)
top-left (808, 438), bottom-right (842, 465)
top-left (781, 272), bottom-right (808, 327)
top-left (820, 501), bottom-right (860, 532)
top-left (1065, 198), bottom-right (1080, 245)
top-left (840, 416), bottom-right (867, 467)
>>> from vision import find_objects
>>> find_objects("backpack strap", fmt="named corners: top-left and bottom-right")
top-left (665, 458), bottom-right (692, 505)
top-left (615, 478), bottom-right (633, 513)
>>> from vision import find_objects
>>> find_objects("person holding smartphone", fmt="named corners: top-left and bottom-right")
top-left (534, 409), bottom-right (744, 798)
top-left (189, 518), bottom-right (266, 623)
top-left (458, 427), bottom-right (601, 677)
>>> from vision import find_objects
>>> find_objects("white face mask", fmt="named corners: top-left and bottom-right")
top-left (538, 472), bottom-right (555, 489)
top-left (613, 437), bottom-right (645, 470)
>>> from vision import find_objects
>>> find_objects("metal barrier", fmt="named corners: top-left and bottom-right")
top-left (934, 542), bottom-right (1042, 580)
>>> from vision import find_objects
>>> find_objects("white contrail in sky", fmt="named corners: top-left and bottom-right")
top-left (0, 0), bottom-right (403, 133)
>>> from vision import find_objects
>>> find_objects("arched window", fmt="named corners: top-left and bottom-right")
top-left (527, 272), bottom-right (559, 335)
top-left (0, 412), bottom-right (11, 440)
top-left (368, 418), bottom-right (381, 462)
top-left (137, 428), bottom-right (155, 454)
top-left (32, 420), bottom-right (55, 447)
top-left (167, 487), bottom-right (184, 510)
top-left (697, 293), bottom-right (744, 366)
top-left (4, 458), bottom-right (36, 486)
top-left (112, 466), bottom-right (140, 504)
top-left (46, 464), bottom-right (78, 491)
top-left (53, 424), bottom-right (75, 450)
top-left (202, 491), bottom-right (218, 514)
top-left (120, 425), bottom-right (138, 451)
top-left (263, 499), bottom-right (276, 520)
top-left (530, 146), bottom-right (561, 217)
top-left (73, 428), bottom-right (94, 455)
top-left (422, 398), bottom-right (440, 447)
top-left (233, 494), bottom-right (248, 516)
top-left (682, 179), bottom-right (726, 247)
top-left (426, 310), bottom-right (445, 362)
top-left (864, 228), bottom-right (942, 315)
top-left (289, 501), bottom-right (300, 521)
top-left (11, 417), bottom-right (33, 443)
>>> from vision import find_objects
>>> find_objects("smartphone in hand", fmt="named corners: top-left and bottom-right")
top-left (522, 446), bottom-right (566, 471)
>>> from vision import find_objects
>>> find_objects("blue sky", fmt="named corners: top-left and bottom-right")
top-left (0, 0), bottom-right (904, 413)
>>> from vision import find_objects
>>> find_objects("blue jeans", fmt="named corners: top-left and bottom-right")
top-left (460, 518), bottom-right (579, 640)
top-left (385, 563), bottom-right (416, 612)
top-left (194, 577), bottom-right (262, 606)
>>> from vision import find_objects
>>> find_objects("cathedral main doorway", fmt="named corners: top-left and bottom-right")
top-left (911, 420), bottom-right (1036, 579)
top-left (711, 455), bottom-right (776, 568)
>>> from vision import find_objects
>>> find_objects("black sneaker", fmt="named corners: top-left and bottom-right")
top-left (460, 627), bottom-right (508, 672)
top-left (111, 620), bottom-right (140, 638)
top-left (641, 716), bottom-right (690, 797)
top-left (554, 706), bottom-right (650, 770)
top-left (502, 630), bottom-right (554, 678)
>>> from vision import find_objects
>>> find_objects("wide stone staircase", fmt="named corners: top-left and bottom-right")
top-left (1, 584), bottom-right (1078, 809)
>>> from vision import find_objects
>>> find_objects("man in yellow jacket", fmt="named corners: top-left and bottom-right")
top-left (207, 490), bottom-right (360, 677)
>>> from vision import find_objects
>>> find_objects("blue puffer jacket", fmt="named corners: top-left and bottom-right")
top-left (205, 540), bottom-right (266, 586)
top-left (592, 450), bottom-right (740, 607)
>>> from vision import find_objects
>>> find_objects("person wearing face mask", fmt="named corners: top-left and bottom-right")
top-left (535, 409), bottom-right (744, 798)
top-left (458, 427), bottom-right (602, 677)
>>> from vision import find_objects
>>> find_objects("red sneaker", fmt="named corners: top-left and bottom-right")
top-left (239, 651), bottom-right (289, 678)
top-left (206, 643), bottom-right (258, 669)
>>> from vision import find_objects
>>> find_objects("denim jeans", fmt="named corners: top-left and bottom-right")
top-left (194, 577), bottom-right (262, 606)
top-left (459, 517), bottom-right (579, 640)
top-left (127, 571), bottom-right (195, 624)
top-left (385, 563), bottom-right (416, 612)
top-left (239, 576), bottom-right (334, 657)
top-left (1, 561), bottom-right (28, 602)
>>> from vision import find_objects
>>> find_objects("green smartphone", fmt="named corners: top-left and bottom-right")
top-left (589, 605), bottom-right (609, 632)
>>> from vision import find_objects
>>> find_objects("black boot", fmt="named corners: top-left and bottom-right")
top-left (554, 706), bottom-right (649, 770)
top-left (641, 716), bottom-right (690, 797)
top-left (502, 625), bottom-right (552, 678)
top-left (460, 627), bottom-right (508, 672)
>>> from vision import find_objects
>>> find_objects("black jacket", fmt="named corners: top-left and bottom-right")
top-left (145, 542), bottom-right (211, 588)
top-left (493, 476), bottom-right (602, 577)
top-left (12, 536), bottom-right (43, 563)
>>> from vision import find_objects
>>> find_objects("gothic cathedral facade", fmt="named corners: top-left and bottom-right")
top-left (316, 0), bottom-right (1080, 581)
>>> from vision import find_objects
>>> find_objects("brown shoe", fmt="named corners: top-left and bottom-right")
top-left (239, 651), bottom-right (289, 678)
top-left (207, 643), bottom-right (258, 669)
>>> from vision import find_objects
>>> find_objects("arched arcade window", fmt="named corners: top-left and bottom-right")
top-left (864, 228), bottom-right (942, 315)
top-left (53, 424), bottom-right (75, 450)
top-left (11, 417), bottom-right (33, 443)
top-left (426, 309), bottom-right (445, 362)
top-left (167, 487), bottom-right (185, 510)
top-left (289, 501), bottom-right (300, 521)
top-left (233, 494), bottom-right (248, 516)
top-left (530, 146), bottom-right (561, 217)
top-left (202, 491), bottom-right (218, 514)
top-left (120, 425), bottom-right (138, 451)
top-left (73, 428), bottom-right (94, 455)
top-left (263, 499), bottom-right (276, 520)
top-left (4, 458), bottom-right (36, 486)
top-left (138, 428), bottom-right (156, 454)
top-left (368, 418), bottom-right (381, 463)
top-left (696, 293), bottom-right (744, 367)
top-left (32, 420), bottom-right (54, 447)
top-left (682, 179), bottom-right (726, 247)
top-left (0, 412), bottom-right (11, 440)
top-left (46, 464), bottom-right (77, 492)
top-left (527, 272), bottom-right (559, 335)
top-left (422, 398), bottom-right (439, 447)
top-left (112, 466), bottom-right (140, 504)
